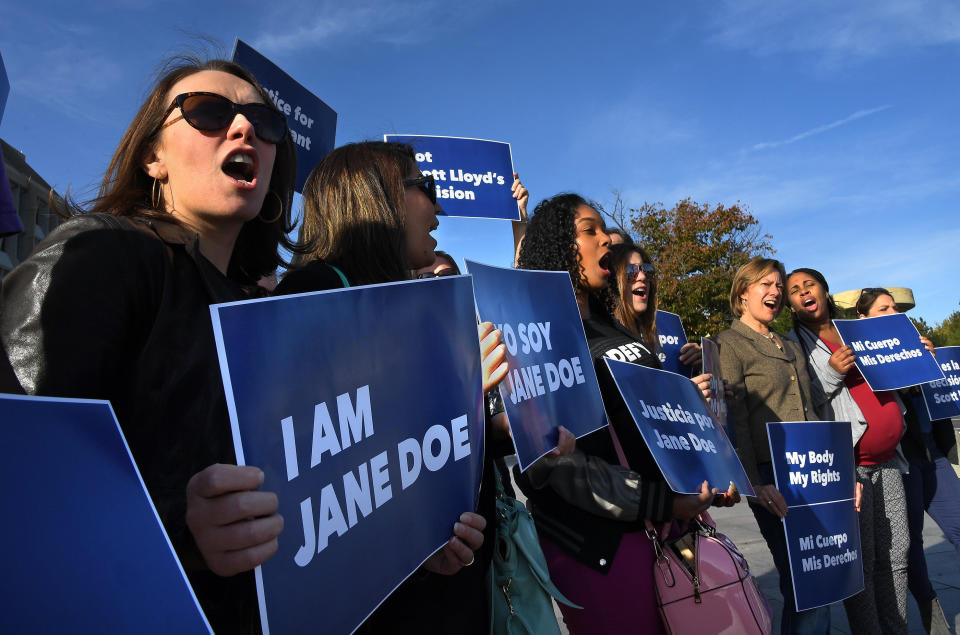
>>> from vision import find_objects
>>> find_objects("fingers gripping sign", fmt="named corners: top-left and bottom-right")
top-left (186, 464), bottom-right (284, 577)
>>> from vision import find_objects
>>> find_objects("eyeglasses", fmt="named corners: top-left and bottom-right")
top-left (417, 268), bottom-right (458, 279)
top-left (625, 262), bottom-right (655, 281)
top-left (157, 92), bottom-right (288, 144)
top-left (860, 287), bottom-right (891, 297)
top-left (403, 175), bottom-right (437, 204)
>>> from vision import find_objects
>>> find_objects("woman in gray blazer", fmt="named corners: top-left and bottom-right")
top-left (716, 257), bottom-right (829, 635)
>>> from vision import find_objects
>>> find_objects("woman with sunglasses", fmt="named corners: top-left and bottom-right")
top-left (854, 287), bottom-right (957, 633)
top-left (513, 193), bottom-right (738, 634)
top-left (783, 272), bottom-right (911, 633)
top-left (275, 140), bottom-right (525, 633)
top-left (606, 243), bottom-right (703, 374)
top-left (0, 58), bottom-right (297, 631)
top-left (715, 258), bottom-right (832, 635)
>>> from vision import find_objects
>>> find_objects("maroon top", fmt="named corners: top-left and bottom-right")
top-left (824, 338), bottom-right (903, 465)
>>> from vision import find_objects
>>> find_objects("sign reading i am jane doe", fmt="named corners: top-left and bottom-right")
top-left (833, 313), bottom-right (944, 391)
top-left (0, 395), bottom-right (211, 634)
top-left (384, 135), bottom-right (519, 220)
top-left (767, 421), bottom-right (863, 611)
top-left (920, 346), bottom-right (960, 420)
top-left (603, 359), bottom-right (753, 496)
top-left (210, 277), bottom-right (484, 634)
top-left (466, 260), bottom-right (608, 470)
top-left (232, 38), bottom-right (337, 193)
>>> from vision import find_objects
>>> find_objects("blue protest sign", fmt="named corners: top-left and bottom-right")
top-left (210, 277), bottom-right (484, 634)
top-left (701, 336), bottom-right (729, 441)
top-left (0, 49), bottom-right (9, 124)
top-left (465, 260), bottom-right (607, 470)
top-left (781, 501), bottom-right (864, 611)
top-left (603, 359), bottom-right (754, 496)
top-left (767, 421), bottom-right (863, 611)
top-left (0, 394), bottom-right (211, 634)
top-left (232, 38), bottom-right (337, 192)
top-left (384, 135), bottom-right (518, 220)
top-left (655, 310), bottom-right (691, 377)
top-left (920, 346), bottom-right (960, 420)
top-left (833, 313), bottom-right (944, 391)
top-left (766, 421), bottom-right (855, 507)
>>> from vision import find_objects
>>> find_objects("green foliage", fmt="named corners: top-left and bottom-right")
top-left (600, 194), bottom-right (774, 339)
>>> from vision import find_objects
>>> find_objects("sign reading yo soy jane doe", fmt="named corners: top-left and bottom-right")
top-left (384, 135), bottom-right (519, 220)
top-left (920, 346), bottom-right (960, 420)
top-left (833, 313), bottom-right (944, 391)
top-left (767, 421), bottom-right (863, 611)
top-left (232, 38), bottom-right (337, 193)
top-left (604, 359), bottom-right (753, 496)
top-left (466, 260), bottom-right (608, 470)
top-left (211, 277), bottom-right (484, 634)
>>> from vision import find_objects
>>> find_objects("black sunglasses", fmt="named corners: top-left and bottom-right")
top-left (403, 174), bottom-right (437, 204)
top-left (157, 92), bottom-right (288, 144)
top-left (625, 262), bottom-right (656, 281)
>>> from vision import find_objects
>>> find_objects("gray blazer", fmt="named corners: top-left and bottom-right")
top-left (715, 319), bottom-right (814, 486)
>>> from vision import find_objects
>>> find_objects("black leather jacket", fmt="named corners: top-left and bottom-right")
top-left (0, 213), bottom-right (259, 633)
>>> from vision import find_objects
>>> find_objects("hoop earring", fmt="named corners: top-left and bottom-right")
top-left (151, 178), bottom-right (164, 210)
top-left (259, 190), bottom-right (284, 224)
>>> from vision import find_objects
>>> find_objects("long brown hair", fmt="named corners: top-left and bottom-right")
top-left (85, 56), bottom-right (298, 286)
top-left (855, 287), bottom-right (893, 316)
top-left (295, 141), bottom-right (415, 285)
top-left (608, 243), bottom-right (658, 346)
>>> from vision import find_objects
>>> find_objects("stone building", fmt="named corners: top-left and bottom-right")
top-left (0, 138), bottom-right (64, 280)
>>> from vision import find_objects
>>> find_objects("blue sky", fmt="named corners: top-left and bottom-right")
top-left (2, 0), bottom-right (958, 325)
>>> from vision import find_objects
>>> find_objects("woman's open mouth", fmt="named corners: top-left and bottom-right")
top-left (598, 252), bottom-right (611, 275)
top-left (763, 299), bottom-right (779, 310)
top-left (222, 151), bottom-right (258, 187)
top-left (801, 297), bottom-right (818, 312)
top-left (633, 287), bottom-right (647, 299)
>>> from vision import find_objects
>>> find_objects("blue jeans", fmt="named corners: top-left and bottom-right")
top-left (905, 438), bottom-right (960, 603)
top-left (751, 463), bottom-right (832, 635)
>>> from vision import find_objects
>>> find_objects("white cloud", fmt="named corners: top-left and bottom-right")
top-left (706, 0), bottom-right (960, 62)
top-left (751, 105), bottom-right (892, 151)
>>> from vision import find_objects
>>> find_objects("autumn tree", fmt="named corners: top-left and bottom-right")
top-left (599, 193), bottom-right (774, 339)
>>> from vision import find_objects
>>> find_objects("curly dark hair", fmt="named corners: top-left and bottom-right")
top-left (516, 192), bottom-right (614, 315)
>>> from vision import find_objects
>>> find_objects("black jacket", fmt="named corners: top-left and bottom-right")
top-left (0, 214), bottom-right (259, 633)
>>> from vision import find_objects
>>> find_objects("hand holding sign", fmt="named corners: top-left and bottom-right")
top-left (479, 321), bottom-right (509, 392)
top-left (185, 464), bottom-right (282, 577)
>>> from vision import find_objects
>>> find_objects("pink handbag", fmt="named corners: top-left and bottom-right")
top-left (646, 513), bottom-right (772, 635)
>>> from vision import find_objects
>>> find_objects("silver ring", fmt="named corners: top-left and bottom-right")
top-left (767, 500), bottom-right (773, 506)
top-left (464, 555), bottom-right (475, 567)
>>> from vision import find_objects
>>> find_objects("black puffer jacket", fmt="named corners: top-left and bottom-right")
top-left (0, 213), bottom-right (259, 633)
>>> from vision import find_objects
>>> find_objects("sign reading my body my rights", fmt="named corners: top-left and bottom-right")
top-left (921, 346), bottom-right (960, 420)
top-left (384, 135), bottom-right (519, 220)
top-left (604, 360), bottom-right (754, 496)
top-left (655, 310), bottom-right (692, 377)
top-left (767, 421), bottom-right (863, 611)
top-left (1, 395), bottom-right (211, 634)
top-left (466, 260), bottom-right (607, 470)
top-left (232, 38), bottom-right (337, 193)
top-left (210, 277), bottom-right (484, 634)
top-left (834, 313), bottom-right (944, 391)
